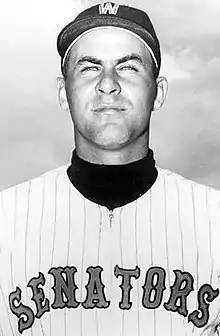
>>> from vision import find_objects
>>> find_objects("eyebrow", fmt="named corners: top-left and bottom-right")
top-left (116, 53), bottom-right (144, 66)
top-left (76, 56), bottom-right (102, 66)
top-left (76, 53), bottom-right (145, 67)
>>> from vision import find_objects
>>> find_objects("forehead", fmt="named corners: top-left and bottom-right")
top-left (70, 27), bottom-right (152, 63)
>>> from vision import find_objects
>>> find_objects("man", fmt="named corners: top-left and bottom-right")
top-left (0, 2), bottom-right (220, 336)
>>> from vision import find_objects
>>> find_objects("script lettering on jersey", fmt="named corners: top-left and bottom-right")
top-left (9, 265), bottom-right (219, 334)
top-left (99, 2), bottom-right (119, 15)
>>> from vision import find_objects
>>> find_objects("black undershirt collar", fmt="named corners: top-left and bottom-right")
top-left (67, 149), bottom-right (158, 211)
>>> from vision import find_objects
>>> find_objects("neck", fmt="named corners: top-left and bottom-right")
top-left (75, 135), bottom-right (150, 165)
top-left (67, 147), bottom-right (158, 210)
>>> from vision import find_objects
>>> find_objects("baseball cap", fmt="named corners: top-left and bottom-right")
top-left (57, 2), bottom-right (161, 76)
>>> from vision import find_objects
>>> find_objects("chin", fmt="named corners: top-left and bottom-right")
top-left (94, 137), bottom-right (130, 150)
top-left (96, 143), bottom-right (127, 150)
top-left (94, 134), bottom-right (130, 150)
top-left (96, 126), bottom-right (129, 144)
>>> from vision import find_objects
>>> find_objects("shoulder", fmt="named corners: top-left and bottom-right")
top-left (155, 167), bottom-right (220, 270)
top-left (153, 167), bottom-right (220, 232)
top-left (157, 167), bottom-right (220, 262)
top-left (0, 165), bottom-right (71, 215)
top-left (1, 164), bottom-right (69, 191)
top-left (156, 166), bottom-right (220, 201)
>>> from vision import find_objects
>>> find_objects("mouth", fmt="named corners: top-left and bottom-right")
top-left (94, 106), bottom-right (126, 113)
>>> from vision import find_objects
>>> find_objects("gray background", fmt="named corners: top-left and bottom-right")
top-left (1, 0), bottom-right (220, 191)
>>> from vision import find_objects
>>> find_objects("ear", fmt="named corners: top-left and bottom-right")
top-left (153, 76), bottom-right (168, 111)
top-left (57, 77), bottom-right (70, 112)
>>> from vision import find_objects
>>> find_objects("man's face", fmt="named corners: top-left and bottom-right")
top-left (63, 28), bottom-right (158, 151)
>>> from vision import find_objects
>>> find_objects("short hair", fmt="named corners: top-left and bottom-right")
top-left (62, 50), bottom-right (72, 79)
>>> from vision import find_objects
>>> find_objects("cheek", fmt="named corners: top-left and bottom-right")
top-left (124, 74), bottom-right (155, 98)
top-left (128, 83), bottom-right (156, 127)
top-left (66, 77), bottom-right (95, 112)
top-left (66, 87), bottom-right (85, 116)
top-left (129, 84), bottom-right (155, 112)
top-left (140, 82), bottom-right (156, 110)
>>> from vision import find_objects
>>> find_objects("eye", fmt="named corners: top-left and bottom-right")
top-left (118, 65), bottom-right (138, 72)
top-left (81, 66), bottom-right (100, 73)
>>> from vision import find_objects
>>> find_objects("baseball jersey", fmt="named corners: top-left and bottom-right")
top-left (0, 165), bottom-right (220, 336)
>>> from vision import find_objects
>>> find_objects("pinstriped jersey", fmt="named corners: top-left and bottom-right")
top-left (0, 165), bottom-right (220, 336)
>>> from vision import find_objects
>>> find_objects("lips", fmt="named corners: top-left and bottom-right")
top-left (94, 106), bottom-right (125, 113)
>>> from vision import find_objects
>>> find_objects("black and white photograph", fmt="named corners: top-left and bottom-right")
top-left (0, 0), bottom-right (220, 335)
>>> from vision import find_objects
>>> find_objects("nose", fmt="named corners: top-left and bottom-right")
top-left (95, 70), bottom-right (121, 95)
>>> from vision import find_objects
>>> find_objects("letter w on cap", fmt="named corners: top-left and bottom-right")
top-left (99, 3), bottom-right (119, 15)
